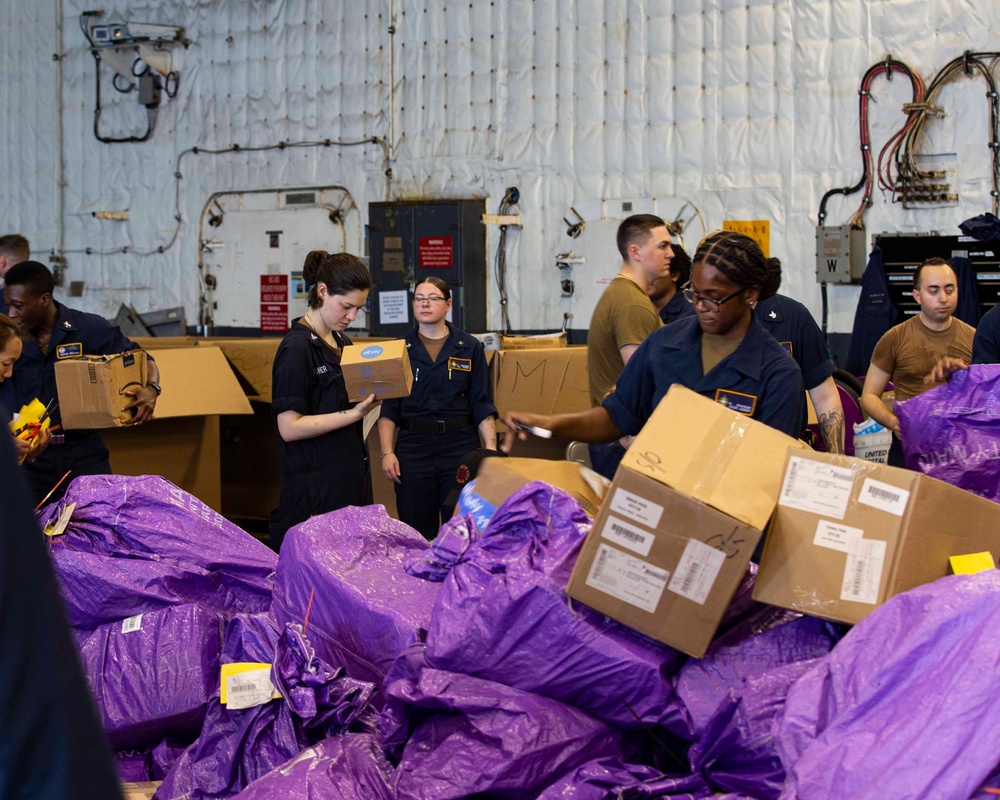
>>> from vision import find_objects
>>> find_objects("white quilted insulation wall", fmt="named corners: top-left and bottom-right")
top-left (1, 0), bottom-right (998, 335)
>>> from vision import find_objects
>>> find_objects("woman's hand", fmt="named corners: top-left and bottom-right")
top-left (381, 452), bottom-right (401, 484)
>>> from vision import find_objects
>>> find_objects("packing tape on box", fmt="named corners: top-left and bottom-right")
top-left (683, 415), bottom-right (750, 498)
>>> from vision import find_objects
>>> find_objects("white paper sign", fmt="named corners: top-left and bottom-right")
top-left (813, 519), bottom-right (865, 553)
top-left (778, 456), bottom-right (855, 520)
top-left (378, 290), bottom-right (409, 325)
top-left (858, 478), bottom-right (910, 517)
top-left (668, 539), bottom-right (726, 605)
top-left (600, 515), bottom-right (654, 556)
top-left (225, 668), bottom-right (277, 710)
top-left (585, 543), bottom-right (668, 613)
top-left (609, 488), bottom-right (664, 529)
top-left (840, 538), bottom-right (887, 605)
top-left (121, 614), bottom-right (143, 634)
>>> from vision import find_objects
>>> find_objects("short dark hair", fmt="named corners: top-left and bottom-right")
top-left (0, 234), bottom-right (29, 264)
top-left (669, 242), bottom-right (693, 286)
top-left (3, 260), bottom-right (54, 298)
top-left (913, 257), bottom-right (953, 289)
top-left (414, 276), bottom-right (451, 302)
top-left (693, 231), bottom-right (781, 301)
top-left (302, 251), bottom-right (372, 309)
top-left (616, 214), bottom-right (667, 262)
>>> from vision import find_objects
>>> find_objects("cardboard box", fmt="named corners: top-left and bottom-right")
top-left (341, 339), bottom-right (413, 400)
top-left (106, 346), bottom-right (253, 511)
top-left (500, 332), bottom-right (567, 350)
top-left (493, 346), bottom-right (590, 423)
top-left (454, 456), bottom-right (609, 528)
top-left (753, 450), bottom-right (1000, 625)
top-left (615, 385), bottom-right (810, 531)
top-left (55, 351), bottom-right (148, 429)
top-left (566, 385), bottom-right (807, 657)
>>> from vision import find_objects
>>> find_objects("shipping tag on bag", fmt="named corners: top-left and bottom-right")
top-left (43, 502), bottom-right (76, 537)
top-left (950, 552), bottom-right (996, 575)
top-left (220, 662), bottom-right (282, 710)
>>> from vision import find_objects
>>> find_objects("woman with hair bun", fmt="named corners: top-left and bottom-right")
top-left (377, 276), bottom-right (497, 539)
top-left (504, 230), bottom-right (805, 448)
top-left (268, 251), bottom-right (376, 552)
top-left (1, 312), bottom-right (50, 462)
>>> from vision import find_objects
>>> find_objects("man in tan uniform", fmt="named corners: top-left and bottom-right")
top-left (860, 257), bottom-right (975, 467)
top-left (586, 214), bottom-right (673, 477)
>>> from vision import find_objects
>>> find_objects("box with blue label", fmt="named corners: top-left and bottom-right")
top-left (54, 350), bottom-right (148, 429)
top-left (566, 385), bottom-right (807, 657)
top-left (341, 339), bottom-right (413, 401)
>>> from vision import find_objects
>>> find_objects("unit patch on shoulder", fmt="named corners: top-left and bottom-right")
top-left (56, 342), bottom-right (83, 359)
top-left (448, 357), bottom-right (472, 372)
top-left (714, 388), bottom-right (757, 416)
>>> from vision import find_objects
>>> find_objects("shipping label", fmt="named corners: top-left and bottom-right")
top-left (609, 488), bottom-right (664, 529)
top-left (778, 456), bottom-right (855, 519)
top-left (121, 614), bottom-right (143, 634)
top-left (600, 514), bottom-right (654, 557)
top-left (858, 478), bottom-right (910, 516)
top-left (668, 539), bottom-right (726, 605)
top-left (840, 537), bottom-right (887, 605)
top-left (813, 519), bottom-right (865, 553)
top-left (585, 543), bottom-right (668, 613)
top-left (221, 663), bottom-right (281, 710)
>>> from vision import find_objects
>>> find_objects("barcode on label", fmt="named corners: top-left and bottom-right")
top-left (680, 561), bottom-right (702, 594)
top-left (612, 522), bottom-right (643, 544)
top-left (592, 546), bottom-right (608, 582)
top-left (867, 486), bottom-right (899, 504)
top-left (121, 614), bottom-right (143, 634)
top-left (229, 682), bottom-right (257, 695)
top-left (600, 515), bottom-right (653, 556)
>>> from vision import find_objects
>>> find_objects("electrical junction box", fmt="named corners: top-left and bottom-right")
top-left (816, 225), bottom-right (866, 284)
top-left (368, 200), bottom-right (487, 337)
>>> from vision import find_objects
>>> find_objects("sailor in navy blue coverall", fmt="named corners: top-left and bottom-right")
top-left (503, 231), bottom-right (805, 457)
top-left (379, 278), bottom-right (497, 540)
top-left (1, 261), bottom-right (159, 505)
top-left (756, 292), bottom-right (844, 452)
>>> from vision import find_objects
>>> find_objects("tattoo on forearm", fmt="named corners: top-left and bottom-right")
top-left (818, 410), bottom-right (845, 454)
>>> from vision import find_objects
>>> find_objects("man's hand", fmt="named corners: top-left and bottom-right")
top-left (123, 385), bottom-right (159, 425)
top-left (924, 356), bottom-right (968, 385)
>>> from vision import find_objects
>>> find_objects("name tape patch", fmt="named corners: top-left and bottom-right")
top-left (714, 388), bottom-right (757, 416)
top-left (56, 342), bottom-right (83, 359)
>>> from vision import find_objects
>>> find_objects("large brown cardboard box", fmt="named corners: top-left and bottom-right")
top-left (566, 385), bottom-right (808, 657)
top-left (55, 351), bottom-right (148, 429)
top-left (753, 450), bottom-right (1000, 624)
top-left (453, 456), bottom-right (609, 528)
top-left (341, 339), bottom-right (413, 400)
top-left (493, 346), bottom-right (590, 421)
top-left (106, 347), bottom-right (253, 511)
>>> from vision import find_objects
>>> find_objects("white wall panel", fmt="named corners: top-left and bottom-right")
top-left (2, 1), bottom-right (1000, 336)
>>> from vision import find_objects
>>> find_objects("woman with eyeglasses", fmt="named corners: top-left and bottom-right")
top-left (268, 251), bottom-right (378, 553)
top-left (1, 312), bottom-right (51, 463)
top-left (378, 276), bottom-right (497, 539)
top-left (504, 230), bottom-right (805, 449)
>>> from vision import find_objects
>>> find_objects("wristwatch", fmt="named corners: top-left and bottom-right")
top-left (148, 381), bottom-right (162, 396)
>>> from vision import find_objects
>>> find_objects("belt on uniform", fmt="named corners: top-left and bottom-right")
top-left (399, 415), bottom-right (472, 434)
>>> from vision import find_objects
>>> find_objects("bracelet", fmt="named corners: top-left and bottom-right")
top-left (381, 452), bottom-right (393, 458)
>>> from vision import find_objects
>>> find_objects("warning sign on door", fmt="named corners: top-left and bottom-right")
top-left (419, 237), bottom-right (453, 268)
top-left (260, 275), bottom-right (289, 332)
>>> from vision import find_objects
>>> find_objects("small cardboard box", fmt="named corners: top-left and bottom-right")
top-left (454, 456), bottom-right (609, 527)
top-left (341, 339), bottom-right (413, 400)
top-left (753, 450), bottom-right (1000, 625)
top-left (566, 385), bottom-right (807, 657)
top-left (55, 351), bottom-right (148, 429)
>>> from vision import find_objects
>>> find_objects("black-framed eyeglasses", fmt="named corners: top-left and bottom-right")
top-left (682, 285), bottom-right (745, 311)
top-left (413, 295), bottom-right (447, 304)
